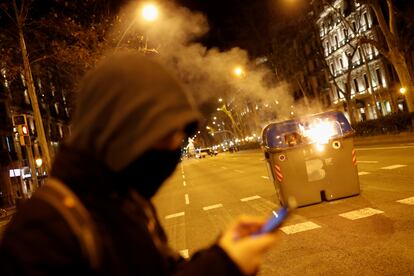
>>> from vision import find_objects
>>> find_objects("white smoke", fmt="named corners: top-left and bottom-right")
top-left (107, 1), bottom-right (323, 129)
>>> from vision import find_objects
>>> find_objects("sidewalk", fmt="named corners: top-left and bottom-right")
top-left (353, 131), bottom-right (414, 146)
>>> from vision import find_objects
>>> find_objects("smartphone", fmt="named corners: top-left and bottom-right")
top-left (254, 207), bottom-right (288, 235)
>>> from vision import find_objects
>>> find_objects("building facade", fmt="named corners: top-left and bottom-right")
top-left (0, 69), bottom-right (71, 206)
top-left (316, 0), bottom-right (405, 122)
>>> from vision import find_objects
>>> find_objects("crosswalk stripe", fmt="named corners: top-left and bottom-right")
top-left (203, 204), bottom-right (223, 211)
top-left (339, 208), bottom-right (384, 220)
top-left (358, 171), bottom-right (371, 176)
top-left (240, 195), bottom-right (261, 202)
top-left (280, 221), bottom-right (321, 235)
top-left (396, 197), bottom-right (414, 205)
top-left (165, 212), bottom-right (185, 219)
top-left (381, 164), bottom-right (407, 170)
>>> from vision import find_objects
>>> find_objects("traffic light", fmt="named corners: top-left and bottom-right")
top-left (17, 125), bottom-right (31, 146)
top-left (13, 115), bottom-right (30, 146)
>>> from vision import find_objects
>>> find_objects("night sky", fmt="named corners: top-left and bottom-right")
top-left (175, 0), bottom-right (308, 56)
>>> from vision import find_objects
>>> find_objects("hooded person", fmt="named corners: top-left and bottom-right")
top-left (0, 53), bottom-right (279, 275)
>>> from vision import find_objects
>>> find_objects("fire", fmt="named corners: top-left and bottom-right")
top-left (300, 119), bottom-right (338, 145)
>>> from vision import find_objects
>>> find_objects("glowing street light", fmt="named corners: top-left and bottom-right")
top-left (116, 3), bottom-right (159, 49)
top-left (218, 98), bottom-right (223, 102)
top-left (400, 87), bottom-right (407, 94)
top-left (141, 3), bottom-right (159, 22)
top-left (233, 66), bottom-right (245, 78)
top-left (35, 158), bottom-right (43, 168)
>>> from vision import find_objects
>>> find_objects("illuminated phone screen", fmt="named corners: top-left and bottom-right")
top-left (256, 207), bottom-right (288, 235)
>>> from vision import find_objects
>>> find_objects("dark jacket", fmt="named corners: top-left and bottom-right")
top-left (0, 54), bottom-right (243, 275)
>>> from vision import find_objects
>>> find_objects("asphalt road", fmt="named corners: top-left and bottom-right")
top-left (0, 139), bottom-right (413, 274)
top-left (153, 142), bottom-right (414, 275)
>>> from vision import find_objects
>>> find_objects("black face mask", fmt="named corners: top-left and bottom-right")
top-left (117, 149), bottom-right (181, 199)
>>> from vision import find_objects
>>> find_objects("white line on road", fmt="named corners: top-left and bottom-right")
top-left (185, 194), bottom-right (190, 205)
top-left (234, 169), bottom-right (244, 173)
top-left (280, 221), bottom-right (321, 235)
top-left (358, 171), bottom-right (371, 176)
top-left (381, 164), bottom-right (407, 170)
top-left (203, 204), bottom-right (223, 211)
top-left (179, 249), bottom-right (189, 259)
top-left (183, 181), bottom-right (186, 187)
top-left (182, 175), bottom-right (185, 180)
top-left (339, 208), bottom-right (384, 220)
top-left (357, 161), bottom-right (379, 164)
top-left (240, 195), bottom-right (261, 202)
top-left (165, 212), bottom-right (185, 219)
top-left (261, 176), bottom-right (270, 179)
top-left (221, 166), bottom-right (227, 169)
top-left (396, 197), bottom-right (414, 205)
top-left (356, 145), bottom-right (414, 151)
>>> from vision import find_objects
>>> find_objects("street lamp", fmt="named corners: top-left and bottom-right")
top-left (141, 3), bottom-right (159, 22)
top-left (233, 66), bottom-right (245, 78)
top-left (400, 87), bottom-right (407, 94)
top-left (35, 158), bottom-right (43, 168)
top-left (116, 3), bottom-right (159, 49)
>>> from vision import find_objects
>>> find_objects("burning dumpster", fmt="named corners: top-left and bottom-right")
top-left (262, 111), bottom-right (360, 207)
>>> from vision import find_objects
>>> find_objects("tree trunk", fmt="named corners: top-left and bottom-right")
top-left (390, 49), bottom-right (414, 112)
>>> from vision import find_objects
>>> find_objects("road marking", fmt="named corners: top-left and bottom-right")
top-left (185, 194), bottom-right (190, 205)
top-left (381, 164), bottom-right (407, 170)
top-left (339, 208), bottom-right (384, 220)
top-left (165, 212), bottom-right (185, 219)
top-left (396, 197), bottom-right (414, 205)
top-left (234, 169), bottom-right (243, 173)
top-left (261, 176), bottom-right (270, 179)
top-left (280, 221), bottom-right (321, 235)
top-left (240, 195), bottom-right (261, 202)
top-left (183, 181), bottom-right (186, 187)
top-left (358, 171), bottom-right (371, 176)
top-left (221, 166), bottom-right (227, 169)
top-left (179, 249), bottom-right (189, 259)
top-left (357, 161), bottom-right (378, 164)
top-left (203, 204), bottom-right (223, 211)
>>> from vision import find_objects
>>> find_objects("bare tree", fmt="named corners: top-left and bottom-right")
top-left (357, 0), bottom-right (414, 112)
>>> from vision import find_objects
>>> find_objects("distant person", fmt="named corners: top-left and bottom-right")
top-left (285, 132), bottom-right (302, 146)
top-left (0, 53), bottom-right (279, 275)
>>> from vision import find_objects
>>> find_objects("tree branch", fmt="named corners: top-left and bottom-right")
top-left (387, 0), bottom-right (397, 36)
top-left (359, 36), bottom-right (390, 60)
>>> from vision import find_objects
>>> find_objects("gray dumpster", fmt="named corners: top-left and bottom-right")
top-left (262, 111), bottom-right (360, 207)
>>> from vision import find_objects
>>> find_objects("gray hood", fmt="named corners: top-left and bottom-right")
top-left (66, 53), bottom-right (200, 171)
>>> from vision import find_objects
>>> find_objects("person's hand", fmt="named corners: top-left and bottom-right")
top-left (218, 215), bottom-right (281, 275)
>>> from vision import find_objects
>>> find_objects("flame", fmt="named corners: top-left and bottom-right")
top-left (301, 119), bottom-right (337, 145)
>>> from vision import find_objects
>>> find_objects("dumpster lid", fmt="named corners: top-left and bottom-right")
top-left (262, 111), bottom-right (353, 149)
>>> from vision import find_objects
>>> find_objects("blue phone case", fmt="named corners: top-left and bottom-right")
top-left (256, 207), bottom-right (288, 234)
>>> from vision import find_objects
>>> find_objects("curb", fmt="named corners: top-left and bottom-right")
top-left (353, 132), bottom-right (414, 146)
